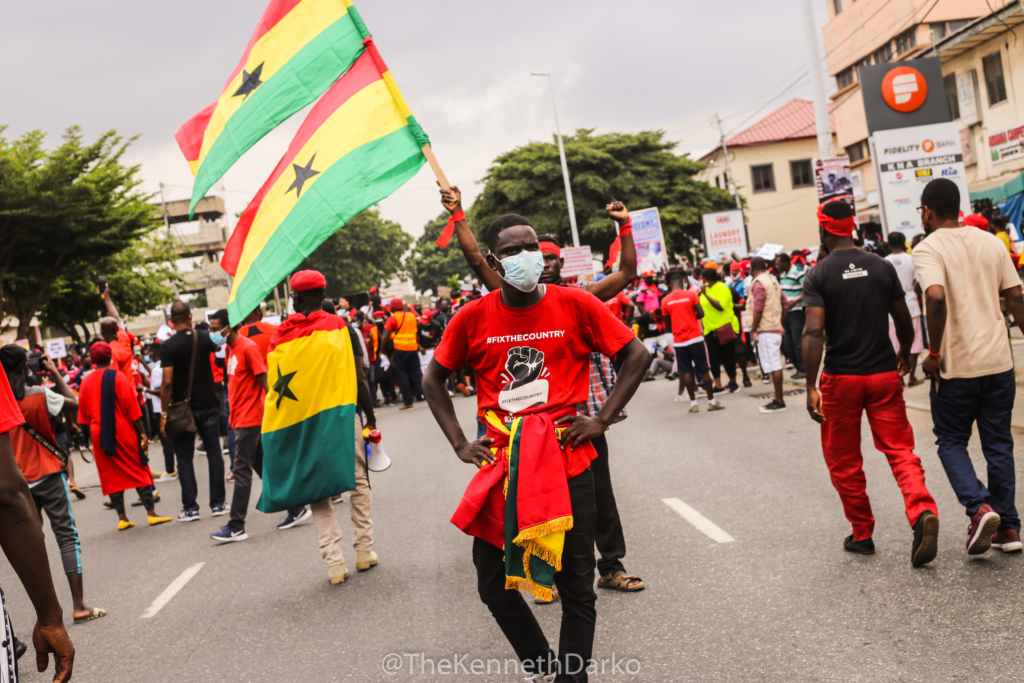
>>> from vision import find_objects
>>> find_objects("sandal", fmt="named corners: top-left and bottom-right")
top-left (69, 484), bottom-right (86, 500)
top-left (907, 378), bottom-right (924, 387)
top-left (73, 607), bottom-right (107, 625)
top-left (598, 573), bottom-right (645, 592)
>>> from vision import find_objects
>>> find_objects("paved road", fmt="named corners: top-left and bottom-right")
top-left (6, 376), bottom-right (1023, 682)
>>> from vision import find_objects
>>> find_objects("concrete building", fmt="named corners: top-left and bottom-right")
top-left (698, 99), bottom-right (837, 251)
top-left (823, 0), bottom-right (1002, 220)
top-left (916, 3), bottom-right (1024, 219)
top-left (153, 194), bottom-right (232, 310)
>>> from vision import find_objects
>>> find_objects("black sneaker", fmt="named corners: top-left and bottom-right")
top-left (911, 510), bottom-right (939, 567)
top-left (790, 372), bottom-right (805, 381)
top-left (727, 382), bottom-right (740, 394)
top-left (759, 399), bottom-right (787, 413)
top-left (843, 535), bottom-right (875, 554)
top-left (742, 378), bottom-right (752, 388)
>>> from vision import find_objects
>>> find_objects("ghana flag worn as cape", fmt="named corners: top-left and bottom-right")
top-left (256, 310), bottom-right (357, 513)
top-left (221, 41), bottom-right (429, 324)
top-left (175, 0), bottom-right (371, 217)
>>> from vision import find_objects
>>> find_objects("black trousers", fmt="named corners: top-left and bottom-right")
top-left (590, 433), bottom-right (626, 576)
top-left (473, 469), bottom-right (597, 683)
top-left (704, 333), bottom-right (736, 382)
top-left (110, 485), bottom-right (155, 514)
top-left (392, 349), bottom-right (423, 406)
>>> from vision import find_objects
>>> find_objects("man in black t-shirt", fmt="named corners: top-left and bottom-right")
top-left (158, 301), bottom-right (227, 522)
top-left (803, 199), bottom-right (939, 568)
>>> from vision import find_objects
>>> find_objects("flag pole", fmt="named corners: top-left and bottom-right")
top-left (421, 145), bottom-right (450, 192)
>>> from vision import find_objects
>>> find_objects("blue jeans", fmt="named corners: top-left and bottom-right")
top-left (930, 369), bottom-right (1019, 531)
top-left (172, 405), bottom-right (227, 513)
top-left (784, 309), bottom-right (805, 373)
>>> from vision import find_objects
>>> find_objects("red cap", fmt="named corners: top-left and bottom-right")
top-left (963, 213), bottom-right (989, 231)
top-left (290, 270), bottom-right (326, 291)
top-left (373, 310), bottom-right (386, 319)
top-left (369, 286), bottom-right (378, 293)
top-left (729, 261), bottom-right (742, 272)
top-left (390, 297), bottom-right (404, 310)
top-left (89, 341), bottom-right (112, 364)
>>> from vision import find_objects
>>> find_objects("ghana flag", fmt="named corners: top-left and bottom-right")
top-left (257, 310), bottom-right (357, 513)
top-left (220, 40), bottom-right (429, 324)
top-left (175, 0), bottom-right (371, 217)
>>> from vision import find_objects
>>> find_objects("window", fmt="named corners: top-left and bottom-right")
top-left (790, 160), bottom-right (814, 189)
top-left (751, 164), bottom-right (775, 192)
top-left (948, 20), bottom-right (969, 34)
top-left (833, 0), bottom-right (842, 14)
top-left (930, 22), bottom-right (946, 41)
top-left (983, 52), bottom-right (1007, 105)
top-left (896, 28), bottom-right (917, 55)
top-left (873, 43), bottom-right (892, 64)
top-left (715, 175), bottom-right (721, 188)
top-left (836, 67), bottom-right (855, 90)
top-left (944, 72), bottom-right (960, 119)
top-left (846, 141), bottom-right (866, 164)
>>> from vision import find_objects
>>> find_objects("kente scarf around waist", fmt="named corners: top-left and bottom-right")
top-left (451, 408), bottom-right (594, 601)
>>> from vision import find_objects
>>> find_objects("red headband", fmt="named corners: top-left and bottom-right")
top-left (539, 242), bottom-right (561, 257)
top-left (817, 202), bottom-right (856, 237)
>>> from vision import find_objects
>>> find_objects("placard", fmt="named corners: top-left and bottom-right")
top-left (628, 207), bottom-right (667, 273)
top-left (755, 243), bottom-right (785, 260)
top-left (560, 245), bottom-right (594, 277)
top-left (45, 338), bottom-right (67, 359)
top-left (701, 210), bottom-right (748, 256)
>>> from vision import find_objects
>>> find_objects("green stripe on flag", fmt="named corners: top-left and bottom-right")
top-left (257, 403), bottom-right (356, 513)
top-left (190, 16), bottom-right (367, 215)
top-left (227, 126), bottom-right (425, 324)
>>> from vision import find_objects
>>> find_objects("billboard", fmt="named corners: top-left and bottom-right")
top-left (629, 207), bottom-right (667, 273)
top-left (987, 122), bottom-right (1024, 165)
top-left (873, 121), bottom-right (970, 238)
top-left (701, 209), bottom-right (748, 256)
top-left (858, 59), bottom-right (950, 135)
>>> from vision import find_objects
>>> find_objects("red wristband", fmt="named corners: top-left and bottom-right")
top-left (618, 220), bottom-right (632, 237)
top-left (928, 349), bottom-right (941, 358)
top-left (434, 210), bottom-right (465, 248)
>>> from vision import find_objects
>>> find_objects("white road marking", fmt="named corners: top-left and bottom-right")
top-left (661, 498), bottom-right (735, 543)
top-left (140, 562), bottom-right (205, 618)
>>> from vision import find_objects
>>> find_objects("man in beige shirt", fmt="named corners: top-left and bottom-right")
top-left (914, 177), bottom-right (1024, 556)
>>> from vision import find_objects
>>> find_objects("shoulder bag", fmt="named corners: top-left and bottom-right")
top-left (164, 331), bottom-right (198, 438)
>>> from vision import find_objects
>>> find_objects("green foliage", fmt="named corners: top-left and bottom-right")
top-left (0, 126), bottom-right (169, 338)
top-left (469, 129), bottom-right (735, 260)
top-left (39, 234), bottom-right (180, 343)
top-left (298, 207), bottom-right (411, 297)
top-left (406, 213), bottom-right (476, 296)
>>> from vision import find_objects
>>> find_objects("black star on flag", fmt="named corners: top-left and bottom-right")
top-left (272, 365), bottom-right (298, 410)
top-left (286, 154), bottom-right (321, 198)
top-left (245, 324), bottom-right (263, 337)
top-left (232, 63), bottom-right (265, 100)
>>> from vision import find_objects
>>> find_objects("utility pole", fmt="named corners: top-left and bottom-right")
top-left (713, 113), bottom-right (743, 211)
top-left (801, 0), bottom-right (834, 158)
top-left (531, 72), bottom-right (580, 248)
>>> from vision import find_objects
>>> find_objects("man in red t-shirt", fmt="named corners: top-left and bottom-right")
top-left (661, 270), bottom-right (720, 412)
top-left (239, 306), bottom-right (278, 361)
top-left (207, 309), bottom-right (307, 542)
top-left (422, 212), bottom-right (648, 681)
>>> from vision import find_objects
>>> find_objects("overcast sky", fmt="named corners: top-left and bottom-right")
top-left (0, 0), bottom-right (831, 239)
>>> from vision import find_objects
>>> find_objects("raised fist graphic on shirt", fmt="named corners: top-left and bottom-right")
top-left (505, 346), bottom-right (545, 390)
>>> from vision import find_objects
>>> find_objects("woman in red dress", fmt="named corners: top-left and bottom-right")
top-left (78, 342), bottom-right (171, 530)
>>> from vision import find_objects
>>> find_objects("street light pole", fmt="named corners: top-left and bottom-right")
top-left (531, 72), bottom-right (580, 248)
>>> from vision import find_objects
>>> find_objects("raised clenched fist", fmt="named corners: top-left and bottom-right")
top-left (505, 346), bottom-right (544, 390)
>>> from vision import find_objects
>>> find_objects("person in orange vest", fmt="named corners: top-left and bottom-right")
top-left (383, 297), bottom-right (422, 411)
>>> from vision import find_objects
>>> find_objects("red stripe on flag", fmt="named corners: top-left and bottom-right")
top-left (267, 310), bottom-right (347, 353)
top-left (174, 102), bottom-right (215, 165)
top-left (221, 0), bottom-right (303, 94)
top-left (220, 50), bottom-right (384, 276)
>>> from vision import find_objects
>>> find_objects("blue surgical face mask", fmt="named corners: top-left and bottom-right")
top-left (494, 249), bottom-right (544, 292)
top-left (209, 330), bottom-right (227, 346)
top-left (144, 355), bottom-right (151, 363)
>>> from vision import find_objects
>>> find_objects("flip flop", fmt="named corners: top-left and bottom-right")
top-left (73, 607), bottom-right (107, 624)
top-left (68, 484), bottom-right (86, 500)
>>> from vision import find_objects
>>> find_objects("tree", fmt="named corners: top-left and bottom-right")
top-left (38, 235), bottom-right (181, 344)
top-left (406, 213), bottom-right (476, 296)
top-left (0, 126), bottom-right (164, 339)
top-left (298, 207), bottom-right (411, 297)
top-left (469, 129), bottom-right (735, 261)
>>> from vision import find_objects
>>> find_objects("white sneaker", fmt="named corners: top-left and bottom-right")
top-left (156, 471), bottom-right (178, 482)
top-left (674, 394), bottom-right (687, 402)
top-left (525, 675), bottom-right (555, 683)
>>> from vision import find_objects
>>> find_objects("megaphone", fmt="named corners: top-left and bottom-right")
top-left (363, 428), bottom-right (392, 472)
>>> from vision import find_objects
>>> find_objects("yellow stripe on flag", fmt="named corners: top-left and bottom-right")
top-left (196, 0), bottom-right (352, 170)
top-left (263, 328), bottom-right (358, 433)
top-left (230, 78), bottom-right (409, 290)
